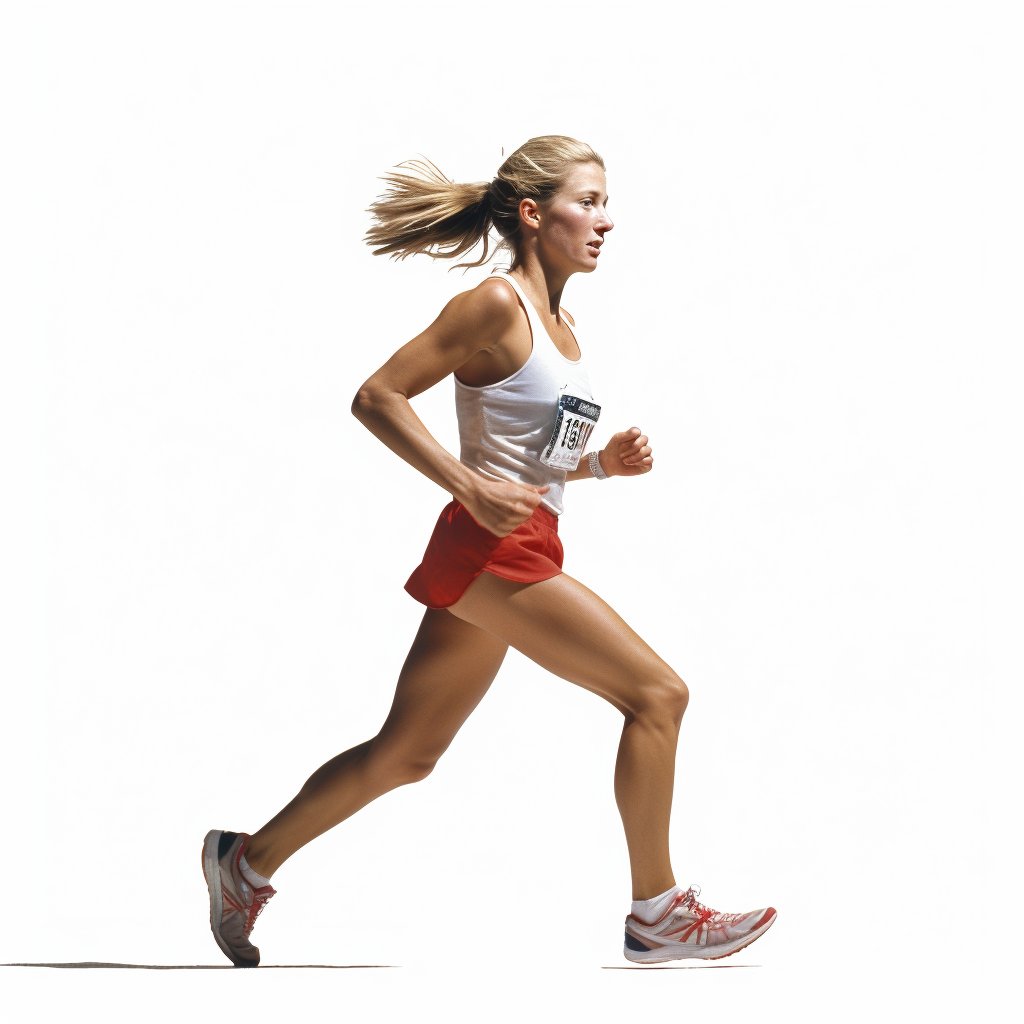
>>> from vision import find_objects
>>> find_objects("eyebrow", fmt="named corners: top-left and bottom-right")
top-left (582, 189), bottom-right (610, 203)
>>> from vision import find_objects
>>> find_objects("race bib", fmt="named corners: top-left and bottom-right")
top-left (539, 388), bottom-right (601, 471)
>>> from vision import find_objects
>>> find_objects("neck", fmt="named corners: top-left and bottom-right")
top-left (510, 250), bottom-right (570, 318)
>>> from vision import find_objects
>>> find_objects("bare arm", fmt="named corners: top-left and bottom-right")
top-left (351, 281), bottom-right (550, 537)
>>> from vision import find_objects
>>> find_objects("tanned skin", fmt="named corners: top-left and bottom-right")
top-left (244, 162), bottom-right (685, 900)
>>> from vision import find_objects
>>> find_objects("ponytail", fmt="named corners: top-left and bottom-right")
top-left (365, 137), bottom-right (605, 270)
top-left (364, 158), bottom-right (496, 269)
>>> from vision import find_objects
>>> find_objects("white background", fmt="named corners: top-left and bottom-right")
top-left (1, 2), bottom-right (1021, 1021)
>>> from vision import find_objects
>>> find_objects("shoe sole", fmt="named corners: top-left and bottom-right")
top-left (202, 830), bottom-right (259, 968)
top-left (623, 909), bottom-right (777, 964)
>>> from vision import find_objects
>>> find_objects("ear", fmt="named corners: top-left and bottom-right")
top-left (518, 196), bottom-right (541, 231)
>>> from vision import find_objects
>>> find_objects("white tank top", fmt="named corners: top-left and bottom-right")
top-left (454, 271), bottom-right (597, 516)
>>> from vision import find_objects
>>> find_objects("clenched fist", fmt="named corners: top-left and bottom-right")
top-left (599, 427), bottom-right (653, 477)
top-left (460, 477), bottom-right (550, 537)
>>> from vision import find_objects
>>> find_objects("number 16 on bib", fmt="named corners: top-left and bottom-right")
top-left (540, 389), bottom-right (602, 471)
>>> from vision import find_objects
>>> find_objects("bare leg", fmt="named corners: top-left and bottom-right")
top-left (244, 608), bottom-right (508, 878)
top-left (448, 571), bottom-right (688, 900)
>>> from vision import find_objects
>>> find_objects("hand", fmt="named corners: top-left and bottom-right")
top-left (600, 427), bottom-right (653, 477)
top-left (459, 477), bottom-right (550, 537)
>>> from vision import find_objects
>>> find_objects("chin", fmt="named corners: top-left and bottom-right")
top-left (554, 251), bottom-right (600, 275)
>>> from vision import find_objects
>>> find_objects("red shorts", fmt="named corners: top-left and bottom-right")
top-left (405, 500), bottom-right (563, 610)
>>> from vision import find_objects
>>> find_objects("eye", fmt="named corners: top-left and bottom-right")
top-left (581, 198), bottom-right (594, 208)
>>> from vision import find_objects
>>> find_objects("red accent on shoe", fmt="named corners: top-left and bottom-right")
top-left (232, 836), bottom-right (276, 936)
top-left (244, 885), bottom-right (276, 936)
top-left (663, 886), bottom-right (715, 942)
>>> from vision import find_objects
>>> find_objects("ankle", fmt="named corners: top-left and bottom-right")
top-left (239, 851), bottom-right (273, 889)
top-left (631, 876), bottom-right (678, 902)
top-left (241, 840), bottom-right (273, 882)
top-left (631, 884), bottom-right (681, 924)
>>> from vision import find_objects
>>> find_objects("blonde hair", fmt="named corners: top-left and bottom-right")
top-left (365, 135), bottom-right (605, 270)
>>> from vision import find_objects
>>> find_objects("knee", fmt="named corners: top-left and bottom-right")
top-left (632, 670), bottom-right (689, 726)
top-left (671, 676), bottom-right (690, 721)
top-left (396, 754), bottom-right (439, 785)
top-left (370, 740), bottom-right (443, 787)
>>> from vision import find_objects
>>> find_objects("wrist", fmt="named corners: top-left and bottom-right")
top-left (452, 467), bottom-right (483, 507)
top-left (590, 449), bottom-right (611, 480)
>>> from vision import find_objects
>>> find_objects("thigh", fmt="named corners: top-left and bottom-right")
top-left (375, 607), bottom-right (509, 759)
top-left (447, 571), bottom-right (677, 716)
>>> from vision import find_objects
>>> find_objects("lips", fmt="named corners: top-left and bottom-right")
top-left (586, 240), bottom-right (602, 256)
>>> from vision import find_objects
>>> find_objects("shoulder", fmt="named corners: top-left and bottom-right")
top-left (466, 275), bottom-right (522, 323)
top-left (434, 276), bottom-right (521, 339)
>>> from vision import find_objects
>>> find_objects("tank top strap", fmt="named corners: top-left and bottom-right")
top-left (490, 270), bottom-right (583, 364)
top-left (489, 271), bottom-right (546, 347)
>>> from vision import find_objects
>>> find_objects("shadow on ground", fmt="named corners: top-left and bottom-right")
top-left (2, 962), bottom-right (396, 970)
top-left (4, 961), bottom-right (760, 971)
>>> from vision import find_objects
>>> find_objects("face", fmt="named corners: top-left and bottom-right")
top-left (529, 162), bottom-right (613, 274)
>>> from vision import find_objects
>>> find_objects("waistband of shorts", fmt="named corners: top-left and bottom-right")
top-left (452, 499), bottom-right (559, 532)
top-left (530, 504), bottom-right (559, 530)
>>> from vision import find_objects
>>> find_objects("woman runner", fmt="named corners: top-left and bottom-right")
top-left (202, 136), bottom-right (776, 966)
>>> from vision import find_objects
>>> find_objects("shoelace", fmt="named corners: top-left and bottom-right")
top-left (677, 885), bottom-right (715, 921)
top-left (659, 884), bottom-right (716, 943)
top-left (244, 885), bottom-right (277, 936)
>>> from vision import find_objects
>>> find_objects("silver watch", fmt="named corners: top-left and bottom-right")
top-left (588, 450), bottom-right (608, 480)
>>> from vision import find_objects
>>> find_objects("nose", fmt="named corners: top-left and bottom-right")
top-left (598, 207), bottom-right (614, 233)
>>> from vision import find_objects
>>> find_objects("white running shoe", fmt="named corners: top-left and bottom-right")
top-left (624, 886), bottom-right (776, 963)
top-left (202, 830), bottom-right (276, 967)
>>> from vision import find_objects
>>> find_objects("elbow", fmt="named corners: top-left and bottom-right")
top-left (352, 381), bottom-right (404, 425)
top-left (351, 384), bottom-right (378, 420)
